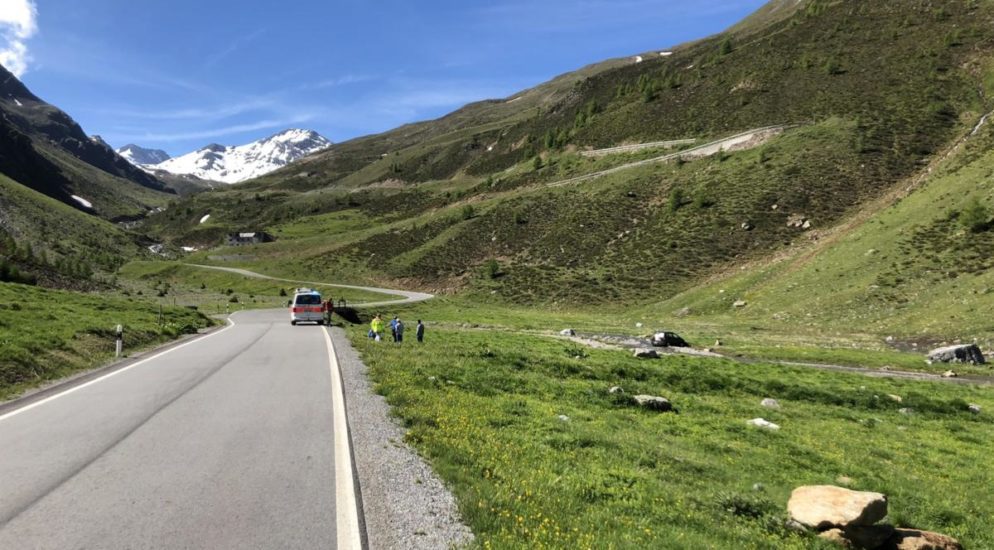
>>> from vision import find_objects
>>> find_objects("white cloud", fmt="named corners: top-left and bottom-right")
top-left (301, 74), bottom-right (374, 90)
top-left (0, 0), bottom-right (38, 77)
top-left (112, 116), bottom-right (315, 143)
top-left (95, 97), bottom-right (279, 121)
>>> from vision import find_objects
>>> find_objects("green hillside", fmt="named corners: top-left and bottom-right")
top-left (144, 0), bottom-right (994, 315)
top-left (654, 110), bottom-right (994, 341)
top-left (0, 173), bottom-right (141, 287)
top-left (0, 64), bottom-right (174, 221)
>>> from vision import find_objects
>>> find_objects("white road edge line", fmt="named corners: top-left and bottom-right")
top-left (323, 327), bottom-right (363, 550)
top-left (0, 317), bottom-right (237, 424)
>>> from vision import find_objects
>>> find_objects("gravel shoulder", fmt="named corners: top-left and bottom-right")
top-left (330, 326), bottom-right (473, 549)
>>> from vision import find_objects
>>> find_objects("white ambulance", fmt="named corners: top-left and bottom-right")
top-left (290, 288), bottom-right (324, 325)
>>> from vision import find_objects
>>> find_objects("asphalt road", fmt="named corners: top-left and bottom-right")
top-left (0, 309), bottom-right (359, 549)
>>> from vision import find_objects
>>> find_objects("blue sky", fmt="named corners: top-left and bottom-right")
top-left (2, 0), bottom-right (767, 155)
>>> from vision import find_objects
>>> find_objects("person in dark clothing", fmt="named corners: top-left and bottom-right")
top-left (390, 316), bottom-right (399, 342)
top-left (395, 318), bottom-right (405, 343)
top-left (322, 299), bottom-right (334, 325)
top-left (416, 320), bottom-right (425, 343)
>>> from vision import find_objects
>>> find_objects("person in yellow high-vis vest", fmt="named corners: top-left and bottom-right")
top-left (370, 314), bottom-right (385, 341)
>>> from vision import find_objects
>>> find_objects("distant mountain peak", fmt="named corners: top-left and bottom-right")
top-left (269, 128), bottom-right (323, 142)
top-left (117, 144), bottom-right (172, 166)
top-left (143, 129), bottom-right (331, 184)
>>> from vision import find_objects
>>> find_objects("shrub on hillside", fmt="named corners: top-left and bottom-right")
top-left (669, 188), bottom-right (686, 212)
top-left (484, 259), bottom-right (501, 279)
top-left (959, 199), bottom-right (990, 233)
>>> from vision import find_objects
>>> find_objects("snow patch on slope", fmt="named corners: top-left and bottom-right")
top-left (71, 195), bottom-right (92, 209)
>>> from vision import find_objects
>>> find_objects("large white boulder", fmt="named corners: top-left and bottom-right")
top-left (787, 485), bottom-right (887, 530)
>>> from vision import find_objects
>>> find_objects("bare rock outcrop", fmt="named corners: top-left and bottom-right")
top-left (927, 344), bottom-right (985, 364)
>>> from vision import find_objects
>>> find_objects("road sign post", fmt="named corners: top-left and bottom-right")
top-left (115, 324), bottom-right (123, 358)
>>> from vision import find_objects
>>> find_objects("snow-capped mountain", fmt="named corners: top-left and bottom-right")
top-left (127, 129), bottom-right (331, 184)
top-left (117, 144), bottom-right (171, 166)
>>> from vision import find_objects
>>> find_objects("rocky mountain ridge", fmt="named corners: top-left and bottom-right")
top-left (122, 129), bottom-right (331, 184)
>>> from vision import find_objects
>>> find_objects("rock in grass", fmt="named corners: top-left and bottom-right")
top-left (608, 386), bottom-right (625, 394)
top-left (787, 485), bottom-right (888, 530)
top-left (784, 519), bottom-right (808, 534)
top-left (733, 300), bottom-right (748, 308)
top-left (633, 395), bottom-right (673, 412)
top-left (634, 348), bottom-right (659, 359)
top-left (927, 344), bottom-right (985, 364)
top-left (748, 418), bottom-right (780, 430)
top-left (968, 404), bottom-right (981, 414)
top-left (650, 331), bottom-right (689, 347)
top-left (557, 415), bottom-right (570, 422)
top-left (942, 370), bottom-right (958, 378)
top-left (560, 328), bottom-right (576, 336)
top-left (844, 524), bottom-right (896, 549)
top-left (884, 529), bottom-right (963, 550)
top-left (761, 398), bottom-right (781, 409)
top-left (821, 525), bottom-right (896, 549)
top-left (818, 528), bottom-right (852, 548)
top-left (886, 394), bottom-right (903, 403)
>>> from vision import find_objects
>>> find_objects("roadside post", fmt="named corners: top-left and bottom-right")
top-left (115, 324), bottom-right (123, 358)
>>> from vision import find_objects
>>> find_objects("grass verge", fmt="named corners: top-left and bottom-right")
top-left (347, 321), bottom-right (993, 549)
top-left (0, 281), bottom-right (215, 401)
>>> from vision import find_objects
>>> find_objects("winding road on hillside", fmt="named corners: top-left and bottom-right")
top-left (545, 125), bottom-right (787, 189)
top-left (187, 264), bottom-right (435, 308)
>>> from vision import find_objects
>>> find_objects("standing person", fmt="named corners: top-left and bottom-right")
top-left (416, 320), bottom-right (425, 343)
top-left (371, 314), bottom-right (384, 341)
top-left (395, 318), bottom-right (405, 343)
top-left (323, 299), bottom-right (334, 325)
top-left (390, 316), bottom-right (399, 342)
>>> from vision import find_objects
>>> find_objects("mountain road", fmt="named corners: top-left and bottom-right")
top-left (186, 264), bottom-right (434, 308)
top-left (0, 309), bottom-right (363, 548)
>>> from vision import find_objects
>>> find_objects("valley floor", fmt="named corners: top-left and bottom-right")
top-left (345, 298), bottom-right (994, 549)
top-left (4, 266), bottom-right (991, 549)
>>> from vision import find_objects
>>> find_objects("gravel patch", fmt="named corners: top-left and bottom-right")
top-left (330, 327), bottom-right (473, 549)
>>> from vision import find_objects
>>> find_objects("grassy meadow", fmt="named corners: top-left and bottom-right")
top-left (347, 320), bottom-right (994, 549)
top-left (0, 281), bottom-right (214, 401)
